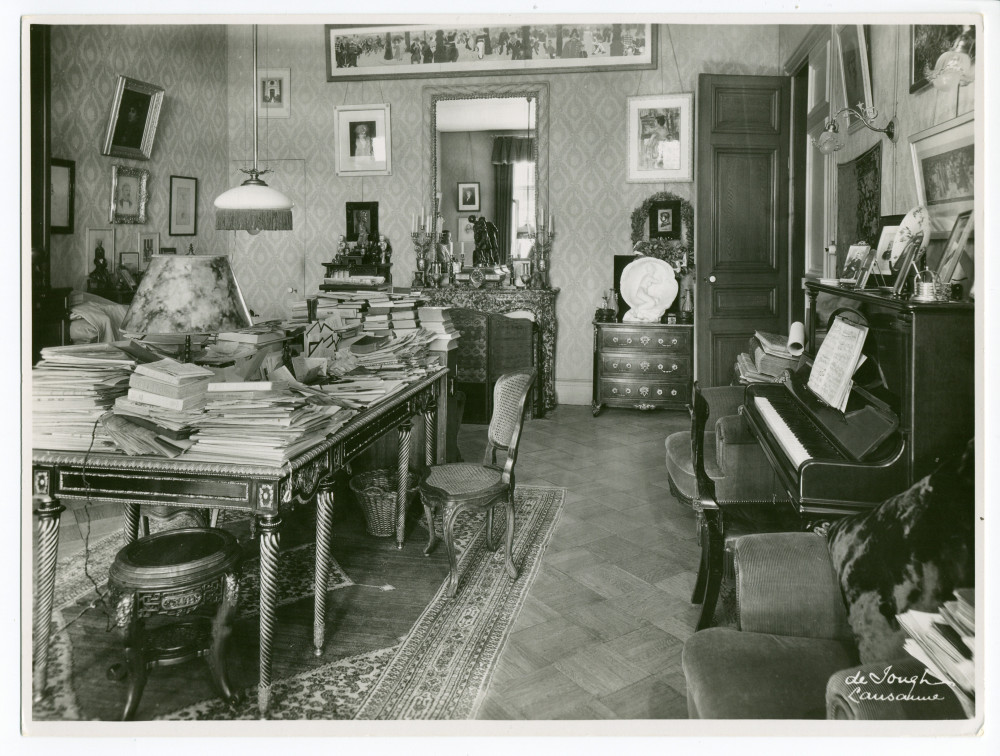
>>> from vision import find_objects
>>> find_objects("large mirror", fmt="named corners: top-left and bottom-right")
top-left (425, 82), bottom-right (549, 268)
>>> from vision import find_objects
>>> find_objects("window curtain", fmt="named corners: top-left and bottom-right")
top-left (491, 137), bottom-right (534, 263)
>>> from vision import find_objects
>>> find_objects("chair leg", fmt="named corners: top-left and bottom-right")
top-left (121, 613), bottom-right (147, 721)
top-left (442, 506), bottom-right (461, 597)
top-left (690, 513), bottom-right (708, 605)
top-left (503, 493), bottom-right (518, 581)
top-left (695, 509), bottom-right (724, 631)
top-left (423, 501), bottom-right (438, 556)
top-left (485, 509), bottom-right (498, 551)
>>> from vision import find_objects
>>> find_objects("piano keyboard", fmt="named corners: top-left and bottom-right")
top-left (753, 394), bottom-right (844, 469)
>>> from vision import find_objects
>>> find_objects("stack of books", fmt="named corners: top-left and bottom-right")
top-left (217, 322), bottom-right (287, 351)
top-left (418, 306), bottom-right (460, 353)
top-left (735, 331), bottom-right (801, 384)
top-left (31, 343), bottom-right (136, 452)
top-left (389, 299), bottom-right (420, 332)
top-left (126, 358), bottom-right (214, 412)
top-left (362, 297), bottom-right (393, 337)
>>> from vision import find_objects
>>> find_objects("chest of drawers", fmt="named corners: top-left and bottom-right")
top-left (592, 322), bottom-right (693, 415)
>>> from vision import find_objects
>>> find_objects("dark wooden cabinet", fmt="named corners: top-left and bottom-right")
top-left (592, 322), bottom-right (693, 415)
top-left (32, 287), bottom-right (72, 363)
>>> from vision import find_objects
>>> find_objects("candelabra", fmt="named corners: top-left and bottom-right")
top-left (528, 227), bottom-right (556, 290)
top-left (411, 223), bottom-right (436, 288)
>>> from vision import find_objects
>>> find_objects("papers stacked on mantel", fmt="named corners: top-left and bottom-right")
top-left (32, 343), bottom-right (137, 452)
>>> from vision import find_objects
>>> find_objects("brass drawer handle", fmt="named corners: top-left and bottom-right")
top-left (656, 388), bottom-right (663, 396)
top-left (612, 361), bottom-right (619, 369)
top-left (612, 388), bottom-right (619, 395)
top-left (612, 336), bottom-right (619, 344)
top-left (625, 387), bottom-right (632, 395)
top-left (657, 338), bottom-right (665, 345)
top-left (639, 386), bottom-right (649, 397)
top-left (640, 336), bottom-right (650, 346)
top-left (625, 337), bottom-right (633, 345)
top-left (671, 338), bottom-right (678, 346)
top-left (640, 361), bottom-right (650, 371)
top-left (670, 389), bottom-right (678, 396)
top-left (625, 362), bottom-right (632, 369)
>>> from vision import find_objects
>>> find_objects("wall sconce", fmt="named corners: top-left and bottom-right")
top-left (926, 26), bottom-right (975, 92)
top-left (813, 103), bottom-right (896, 155)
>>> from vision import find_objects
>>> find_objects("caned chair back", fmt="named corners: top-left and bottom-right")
top-left (484, 369), bottom-right (536, 482)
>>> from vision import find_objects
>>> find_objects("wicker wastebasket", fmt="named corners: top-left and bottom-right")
top-left (349, 469), bottom-right (403, 537)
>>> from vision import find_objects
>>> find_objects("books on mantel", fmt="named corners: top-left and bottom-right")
top-left (32, 343), bottom-right (137, 452)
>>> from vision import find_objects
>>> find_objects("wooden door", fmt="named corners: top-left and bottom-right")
top-left (696, 74), bottom-right (791, 386)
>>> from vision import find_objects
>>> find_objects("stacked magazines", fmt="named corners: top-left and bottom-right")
top-left (32, 343), bottom-right (136, 452)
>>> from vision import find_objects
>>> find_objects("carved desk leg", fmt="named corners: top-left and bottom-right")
top-left (256, 513), bottom-right (281, 716)
top-left (313, 478), bottom-right (336, 657)
top-left (32, 494), bottom-right (65, 702)
top-left (396, 417), bottom-right (413, 549)
top-left (424, 393), bottom-right (437, 468)
top-left (123, 501), bottom-right (141, 544)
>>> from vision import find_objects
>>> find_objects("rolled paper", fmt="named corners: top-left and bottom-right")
top-left (787, 321), bottom-right (806, 356)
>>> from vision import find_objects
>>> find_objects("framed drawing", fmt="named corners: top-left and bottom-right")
top-left (457, 182), bottom-right (480, 212)
top-left (910, 25), bottom-right (974, 93)
top-left (119, 251), bottom-right (139, 276)
top-left (139, 232), bottom-right (160, 271)
top-left (345, 202), bottom-right (379, 244)
top-left (100, 75), bottom-right (164, 160)
top-left (335, 104), bottom-right (392, 177)
top-left (627, 93), bottom-right (693, 183)
top-left (326, 24), bottom-right (656, 82)
top-left (648, 199), bottom-right (681, 240)
top-left (50, 158), bottom-right (75, 234)
top-left (85, 228), bottom-right (115, 276)
top-left (839, 243), bottom-right (875, 288)
top-left (871, 213), bottom-right (905, 277)
top-left (109, 165), bottom-right (149, 224)
top-left (258, 68), bottom-right (290, 119)
top-left (836, 25), bottom-right (873, 124)
top-left (936, 210), bottom-right (973, 286)
top-left (169, 175), bottom-right (198, 236)
top-left (910, 111), bottom-right (974, 238)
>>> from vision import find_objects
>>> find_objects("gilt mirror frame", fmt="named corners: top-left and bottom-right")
top-left (424, 81), bottom-right (549, 243)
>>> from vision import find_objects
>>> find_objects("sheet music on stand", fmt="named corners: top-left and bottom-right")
top-left (807, 316), bottom-right (869, 411)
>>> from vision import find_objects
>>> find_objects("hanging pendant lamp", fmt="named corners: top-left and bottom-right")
top-left (215, 25), bottom-right (293, 233)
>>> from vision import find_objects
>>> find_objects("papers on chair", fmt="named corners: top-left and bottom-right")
top-left (807, 316), bottom-right (868, 412)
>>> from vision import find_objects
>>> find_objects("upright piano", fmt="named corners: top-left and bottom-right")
top-left (741, 282), bottom-right (974, 515)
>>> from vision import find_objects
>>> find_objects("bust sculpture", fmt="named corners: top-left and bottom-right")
top-left (619, 256), bottom-right (678, 323)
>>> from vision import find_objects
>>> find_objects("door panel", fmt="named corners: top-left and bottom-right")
top-left (696, 74), bottom-right (790, 386)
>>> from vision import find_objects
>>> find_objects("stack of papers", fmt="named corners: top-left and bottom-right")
top-left (899, 602), bottom-right (974, 699)
top-left (32, 343), bottom-right (137, 452)
top-left (807, 316), bottom-right (868, 411)
top-left (319, 378), bottom-right (408, 410)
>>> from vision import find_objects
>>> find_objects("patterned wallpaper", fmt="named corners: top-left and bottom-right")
top-left (48, 25), bottom-right (230, 289)
top-left (224, 24), bottom-right (784, 402)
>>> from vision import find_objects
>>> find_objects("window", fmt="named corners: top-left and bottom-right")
top-left (511, 161), bottom-right (535, 260)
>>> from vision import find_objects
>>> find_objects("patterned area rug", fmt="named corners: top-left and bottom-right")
top-left (33, 486), bottom-right (564, 722)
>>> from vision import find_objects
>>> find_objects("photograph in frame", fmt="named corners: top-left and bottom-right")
top-left (648, 199), bottom-right (681, 240)
top-left (345, 201), bottom-right (379, 244)
top-left (50, 158), bottom-right (74, 234)
top-left (100, 75), bottom-right (165, 160)
top-left (910, 112), bottom-right (974, 237)
top-left (169, 175), bottom-right (198, 236)
top-left (839, 242), bottom-right (875, 287)
top-left (871, 213), bottom-right (905, 278)
top-left (335, 104), bottom-right (392, 176)
top-left (457, 182), bottom-right (480, 212)
top-left (110, 165), bottom-right (149, 224)
top-left (258, 68), bottom-right (290, 119)
top-left (936, 210), bottom-right (973, 287)
top-left (326, 23), bottom-right (656, 81)
top-left (627, 93), bottom-right (693, 183)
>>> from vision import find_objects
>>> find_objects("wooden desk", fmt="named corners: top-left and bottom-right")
top-left (32, 368), bottom-right (448, 716)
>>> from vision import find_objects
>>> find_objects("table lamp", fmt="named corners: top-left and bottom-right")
top-left (121, 254), bottom-right (253, 361)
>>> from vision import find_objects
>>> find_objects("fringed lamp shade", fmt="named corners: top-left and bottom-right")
top-left (121, 255), bottom-right (253, 336)
top-left (214, 179), bottom-right (294, 232)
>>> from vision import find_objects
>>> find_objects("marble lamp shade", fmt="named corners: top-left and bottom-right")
top-left (121, 255), bottom-right (253, 335)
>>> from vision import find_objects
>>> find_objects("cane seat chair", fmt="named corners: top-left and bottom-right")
top-left (419, 369), bottom-right (536, 597)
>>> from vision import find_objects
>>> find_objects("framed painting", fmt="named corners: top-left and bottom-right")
top-left (169, 175), bottom-right (198, 236)
top-left (648, 199), bottom-right (681, 240)
top-left (345, 202), bottom-right (379, 244)
top-left (910, 111), bottom-right (974, 238)
top-left (326, 24), bottom-right (656, 82)
top-left (839, 243), bottom-right (875, 288)
top-left (139, 232), bottom-right (160, 271)
top-left (836, 25), bottom-right (873, 126)
top-left (258, 68), bottom-right (290, 119)
top-left (936, 210), bottom-right (973, 287)
top-left (910, 25), bottom-right (974, 93)
top-left (109, 165), bottom-right (149, 224)
top-left (457, 182), bottom-right (480, 212)
top-left (50, 158), bottom-right (74, 234)
top-left (870, 213), bottom-right (905, 277)
top-left (119, 251), bottom-right (139, 276)
top-left (100, 75), bottom-right (164, 160)
top-left (335, 104), bottom-right (392, 177)
top-left (627, 93), bottom-right (693, 183)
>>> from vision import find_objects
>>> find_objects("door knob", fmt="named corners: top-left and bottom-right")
top-left (706, 274), bottom-right (717, 283)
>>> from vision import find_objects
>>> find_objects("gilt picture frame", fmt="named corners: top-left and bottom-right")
top-left (109, 165), bottom-right (149, 224)
top-left (910, 111), bottom-right (974, 238)
top-left (169, 175), bottom-right (198, 236)
top-left (100, 75), bottom-right (164, 161)
top-left (335, 104), bottom-right (392, 177)
top-left (627, 93), bottom-right (694, 183)
top-left (50, 158), bottom-right (75, 234)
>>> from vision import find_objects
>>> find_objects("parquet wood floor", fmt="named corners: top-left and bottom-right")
top-left (44, 404), bottom-right (699, 720)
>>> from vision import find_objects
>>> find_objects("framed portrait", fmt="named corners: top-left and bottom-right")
top-left (50, 158), bottom-right (75, 234)
top-left (891, 231), bottom-right (924, 297)
top-left (119, 251), bottom-right (139, 276)
top-left (335, 104), bottom-right (392, 177)
top-left (835, 25), bottom-right (873, 125)
top-left (936, 210), bottom-right (974, 287)
top-left (139, 232), bottom-right (160, 271)
top-left (258, 68), bottom-right (290, 119)
top-left (910, 111), bottom-right (974, 238)
top-left (839, 243), bottom-right (875, 288)
top-left (648, 199), bottom-right (681, 240)
top-left (85, 228), bottom-right (115, 274)
top-left (169, 175), bottom-right (198, 236)
top-left (345, 202), bottom-right (379, 243)
top-left (325, 24), bottom-right (656, 82)
top-left (457, 182), bottom-right (480, 212)
top-left (100, 75), bottom-right (164, 160)
top-left (910, 25), bottom-right (974, 93)
top-left (627, 93), bottom-right (693, 183)
top-left (109, 165), bottom-right (149, 224)
top-left (870, 213), bottom-right (905, 277)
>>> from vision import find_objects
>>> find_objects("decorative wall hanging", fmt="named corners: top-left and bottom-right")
top-left (335, 104), bottom-right (392, 177)
top-left (835, 141), bottom-right (881, 264)
top-left (109, 165), bottom-right (149, 224)
top-left (910, 111), bottom-right (974, 238)
top-left (325, 24), bottom-right (656, 81)
top-left (627, 93), bottom-right (694, 183)
top-left (169, 175), bottom-right (198, 236)
top-left (258, 68), bottom-right (290, 119)
top-left (50, 158), bottom-right (74, 234)
top-left (629, 191), bottom-right (694, 275)
top-left (100, 75), bottom-right (164, 161)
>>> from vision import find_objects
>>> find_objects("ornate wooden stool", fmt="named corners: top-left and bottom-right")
top-left (108, 527), bottom-right (242, 720)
